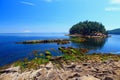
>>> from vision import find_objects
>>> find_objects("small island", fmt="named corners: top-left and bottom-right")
top-left (69, 21), bottom-right (108, 38)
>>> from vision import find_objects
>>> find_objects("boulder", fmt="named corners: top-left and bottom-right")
top-left (114, 61), bottom-right (120, 67)
top-left (79, 75), bottom-right (100, 80)
top-left (0, 66), bottom-right (20, 74)
top-left (0, 73), bottom-right (19, 80)
top-left (45, 62), bottom-right (54, 70)
top-left (103, 76), bottom-right (113, 80)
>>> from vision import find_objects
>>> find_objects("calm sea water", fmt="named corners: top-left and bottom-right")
top-left (0, 33), bottom-right (120, 66)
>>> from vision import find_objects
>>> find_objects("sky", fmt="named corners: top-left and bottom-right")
top-left (0, 0), bottom-right (120, 33)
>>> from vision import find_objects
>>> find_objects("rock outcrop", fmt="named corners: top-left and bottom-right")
top-left (0, 60), bottom-right (120, 80)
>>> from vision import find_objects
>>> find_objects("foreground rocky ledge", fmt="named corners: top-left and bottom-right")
top-left (0, 60), bottom-right (120, 80)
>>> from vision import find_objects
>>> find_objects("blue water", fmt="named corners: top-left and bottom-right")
top-left (0, 33), bottom-right (120, 66)
top-left (89, 35), bottom-right (120, 54)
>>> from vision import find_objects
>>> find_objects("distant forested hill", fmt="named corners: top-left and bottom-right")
top-left (108, 28), bottom-right (120, 34)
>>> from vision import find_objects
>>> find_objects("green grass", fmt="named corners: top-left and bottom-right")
top-left (12, 47), bottom-right (120, 71)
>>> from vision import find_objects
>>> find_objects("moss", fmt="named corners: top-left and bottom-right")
top-left (70, 49), bottom-right (76, 54)
top-left (86, 54), bottom-right (120, 62)
top-left (58, 47), bottom-right (63, 50)
top-left (46, 55), bottom-right (52, 59)
top-left (59, 47), bottom-right (120, 63)
top-left (62, 50), bottom-right (69, 53)
top-left (13, 55), bottom-right (49, 71)
top-left (12, 47), bottom-right (120, 72)
top-left (12, 50), bottom-right (53, 71)
top-left (45, 51), bottom-right (51, 56)
top-left (70, 37), bottom-right (86, 43)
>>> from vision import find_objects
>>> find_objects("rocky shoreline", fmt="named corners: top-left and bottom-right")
top-left (0, 60), bottom-right (120, 80)
top-left (0, 46), bottom-right (120, 80)
top-left (66, 32), bottom-right (110, 38)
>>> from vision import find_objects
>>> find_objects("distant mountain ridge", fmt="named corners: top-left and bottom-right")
top-left (108, 28), bottom-right (120, 34)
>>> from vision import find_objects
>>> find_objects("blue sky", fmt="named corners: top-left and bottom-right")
top-left (0, 0), bottom-right (120, 33)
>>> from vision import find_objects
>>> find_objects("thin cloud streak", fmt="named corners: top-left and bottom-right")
top-left (20, 1), bottom-right (35, 6)
top-left (105, 7), bottom-right (120, 11)
top-left (43, 0), bottom-right (60, 3)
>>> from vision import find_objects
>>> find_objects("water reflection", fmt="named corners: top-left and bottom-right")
top-left (71, 37), bottom-right (107, 50)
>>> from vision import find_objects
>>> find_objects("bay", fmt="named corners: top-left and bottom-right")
top-left (0, 33), bottom-right (120, 66)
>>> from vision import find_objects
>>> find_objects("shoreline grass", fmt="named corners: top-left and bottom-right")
top-left (6, 47), bottom-right (119, 72)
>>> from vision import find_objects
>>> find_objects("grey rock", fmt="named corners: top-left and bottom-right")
top-left (45, 62), bottom-right (53, 70)
top-left (83, 63), bottom-right (90, 66)
top-left (103, 76), bottom-right (113, 80)
top-left (79, 75), bottom-right (100, 80)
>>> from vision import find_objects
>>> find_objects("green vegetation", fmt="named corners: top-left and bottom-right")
top-left (14, 58), bottom-right (49, 71)
top-left (69, 20), bottom-right (107, 35)
top-left (12, 47), bottom-right (120, 71)
top-left (59, 47), bottom-right (120, 63)
top-left (59, 47), bottom-right (89, 61)
top-left (70, 37), bottom-right (86, 42)
top-left (13, 51), bottom-right (52, 71)
top-left (108, 28), bottom-right (120, 34)
top-left (87, 53), bottom-right (120, 62)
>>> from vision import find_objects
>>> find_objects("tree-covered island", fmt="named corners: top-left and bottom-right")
top-left (69, 21), bottom-right (108, 37)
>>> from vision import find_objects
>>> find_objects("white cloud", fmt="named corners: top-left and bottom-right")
top-left (23, 30), bottom-right (32, 33)
top-left (20, 1), bottom-right (35, 6)
top-left (105, 7), bottom-right (120, 11)
top-left (110, 0), bottom-right (120, 4)
top-left (105, 0), bottom-right (120, 12)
